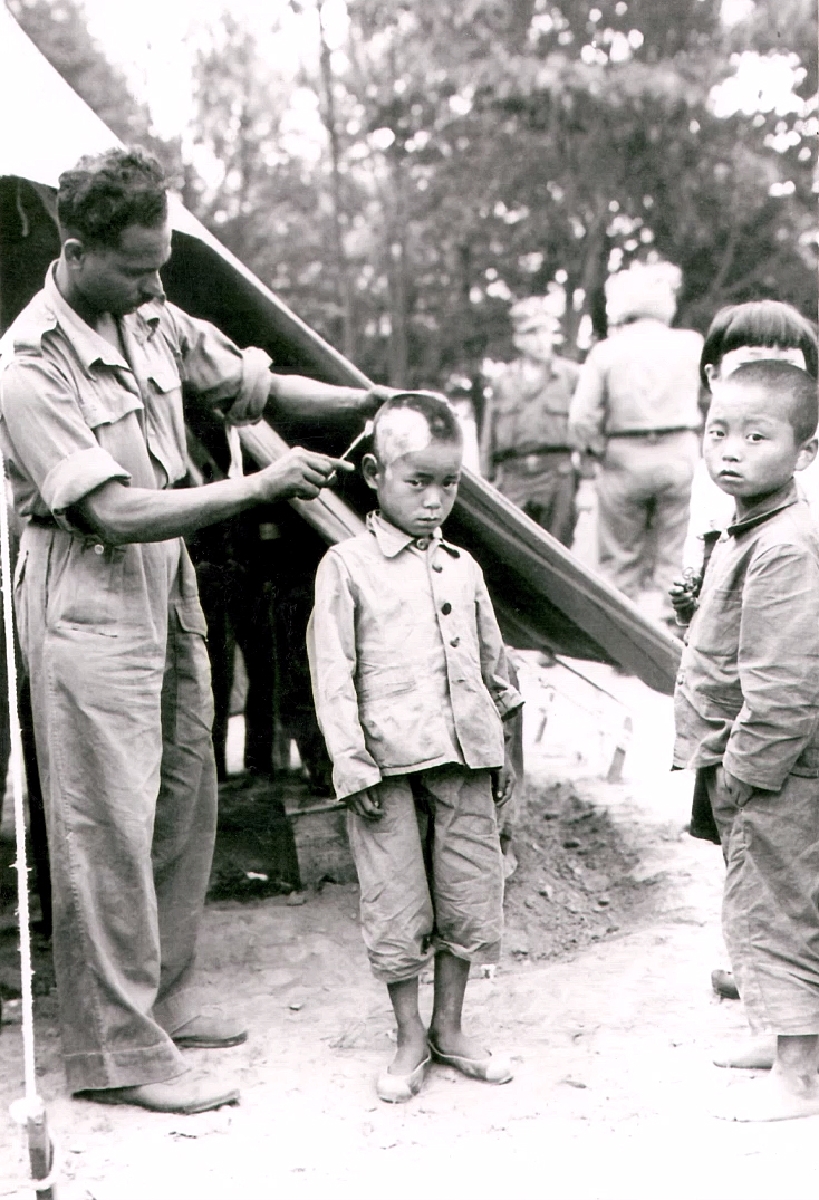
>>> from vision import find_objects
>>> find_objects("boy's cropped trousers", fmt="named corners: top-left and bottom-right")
top-left (706, 765), bottom-right (819, 1035)
top-left (347, 764), bottom-right (504, 982)
top-left (15, 523), bottom-right (217, 1093)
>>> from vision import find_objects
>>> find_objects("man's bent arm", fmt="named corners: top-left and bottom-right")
top-left (267, 375), bottom-right (387, 423)
top-left (77, 449), bottom-right (351, 545)
top-left (164, 303), bottom-right (387, 426)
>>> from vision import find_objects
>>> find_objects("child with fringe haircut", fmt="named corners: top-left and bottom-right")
top-left (674, 360), bottom-right (819, 1121)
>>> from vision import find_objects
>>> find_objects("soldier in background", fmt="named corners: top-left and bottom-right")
top-left (480, 296), bottom-right (580, 547)
top-left (569, 263), bottom-right (703, 621)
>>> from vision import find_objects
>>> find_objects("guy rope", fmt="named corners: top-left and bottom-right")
top-left (0, 403), bottom-right (58, 1195)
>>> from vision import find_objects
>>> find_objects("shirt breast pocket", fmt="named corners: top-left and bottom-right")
top-left (146, 362), bottom-right (183, 400)
top-left (77, 371), bottom-right (142, 430)
top-left (144, 361), bottom-right (186, 484)
top-left (691, 589), bottom-right (741, 655)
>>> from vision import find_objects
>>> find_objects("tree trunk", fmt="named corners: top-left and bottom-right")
top-left (318, 3), bottom-right (356, 361)
top-left (388, 151), bottom-right (408, 386)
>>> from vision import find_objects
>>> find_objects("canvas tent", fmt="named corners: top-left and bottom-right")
top-left (0, 4), bottom-right (682, 694)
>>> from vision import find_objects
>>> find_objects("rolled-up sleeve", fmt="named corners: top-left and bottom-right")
top-left (1, 357), bottom-right (130, 516)
top-left (724, 545), bottom-right (819, 790)
top-left (307, 551), bottom-right (382, 800)
top-left (568, 346), bottom-right (607, 456)
top-left (473, 559), bottom-right (524, 720)
top-left (166, 304), bottom-right (272, 424)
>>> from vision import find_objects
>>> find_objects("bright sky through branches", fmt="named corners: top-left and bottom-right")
top-left (81, 0), bottom-right (346, 140)
top-left (81, 0), bottom-right (809, 144)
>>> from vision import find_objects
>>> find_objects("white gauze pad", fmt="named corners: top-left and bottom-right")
top-left (376, 408), bottom-right (432, 466)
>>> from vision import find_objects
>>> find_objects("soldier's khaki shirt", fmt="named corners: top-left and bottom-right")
top-left (0, 264), bottom-right (272, 528)
top-left (481, 356), bottom-right (579, 475)
top-left (569, 318), bottom-right (702, 456)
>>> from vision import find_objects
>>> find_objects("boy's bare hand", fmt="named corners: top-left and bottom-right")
top-left (254, 448), bottom-right (353, 502)
top-left (493, 750), bottom-right (516, 809)
top-left (345, 787), bottom-right (384, 821)
top-left (715, 767), bottom-right (754, 807)
top-left (669, 574), bottom-right (699, 624)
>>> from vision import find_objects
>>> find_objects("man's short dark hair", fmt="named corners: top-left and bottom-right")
top-left (721, 360), bottom-right (819, 443)
top-left (372, 391), bottom-right (463, 461)
top-left (701, 301), bottom-right (819, 389)
top-left (57, 147), bottom-right (168, 249)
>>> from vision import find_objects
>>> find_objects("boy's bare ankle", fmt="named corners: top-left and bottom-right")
top-left (775, 1034), bottom-right (819, 1088)
top-left (428, 1024), bottom-right (487, 1060)
top-left (389, 1022), bottom-right (429, 1075)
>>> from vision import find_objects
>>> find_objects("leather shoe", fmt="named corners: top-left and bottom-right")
top-left (711, 969), bottom-right (740, 1000)
top-left (171, 1011), bottom-right (248, 1049)
top-left (376, 1056), bottom-right (430, 1103)
top-left (77, 1069), bottom-right (240, 1114)
top-left (428, 1036), bottom-right (513, 1084)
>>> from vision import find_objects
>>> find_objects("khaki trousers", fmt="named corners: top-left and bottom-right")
top-left (596, 432), bottom-right (698, 608)
top-left (16, 524), bottom-right (217, 1092)
top-left (496, 454), bottom-right (578, 547)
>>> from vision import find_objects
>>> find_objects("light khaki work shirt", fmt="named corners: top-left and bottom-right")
top-left (0, 263), bottom-right (272, 528)
top-left (307, 513), bottom-right (522, 800)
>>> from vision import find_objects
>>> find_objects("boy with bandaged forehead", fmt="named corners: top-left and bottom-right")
top-left (308, 392), bottom-right (522, 1102)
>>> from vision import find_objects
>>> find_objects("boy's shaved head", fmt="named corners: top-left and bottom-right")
top-left (372, 391), bottom-right (462, 466)
top-left (716, 360), bottom-right (818, 443)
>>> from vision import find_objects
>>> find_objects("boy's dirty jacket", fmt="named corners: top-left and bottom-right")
top-left (673, 481), bottom-right (819, 791)
top-left (307, 513), bottom-right (523, 800)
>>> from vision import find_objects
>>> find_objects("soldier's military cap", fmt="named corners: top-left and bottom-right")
top-left (510, 294), bottom-right (563, 334)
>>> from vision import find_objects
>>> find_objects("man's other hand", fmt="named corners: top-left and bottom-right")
top-left (363, 385), bottom-right (396, 413)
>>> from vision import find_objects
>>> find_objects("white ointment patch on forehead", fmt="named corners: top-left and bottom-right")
top-left (721, 346), bottom-right (807, 377)
top-left (375, 408), bottom-right (433, 466)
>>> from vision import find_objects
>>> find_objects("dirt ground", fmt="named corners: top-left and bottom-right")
top-left (2, 656), bottom-right (819, 1200)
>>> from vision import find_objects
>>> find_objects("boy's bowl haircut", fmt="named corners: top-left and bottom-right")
top-left (701, 300), bottom-right (819, 389)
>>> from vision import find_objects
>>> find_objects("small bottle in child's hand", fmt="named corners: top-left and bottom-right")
top-left (669, 567), bottom-right (699, 626)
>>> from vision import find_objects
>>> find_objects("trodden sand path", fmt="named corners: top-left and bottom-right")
top-left (2, 662), bottom-right (818, 1200)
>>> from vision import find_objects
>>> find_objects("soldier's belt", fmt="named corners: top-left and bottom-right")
top-left (492, 446), bottom-right (573, 464)
top-left (605, 426), bottom-right (699, 442)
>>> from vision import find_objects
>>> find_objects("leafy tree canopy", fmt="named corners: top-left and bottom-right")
top-left (8, 0), bottom-right (817, 388)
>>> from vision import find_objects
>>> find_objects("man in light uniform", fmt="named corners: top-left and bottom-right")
top-left (569, 263), bottom-right (702, 617)
top-left (481, 296), bottom-right (580, 546)
top-left (0, 147), bottom-right (379, 1114)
